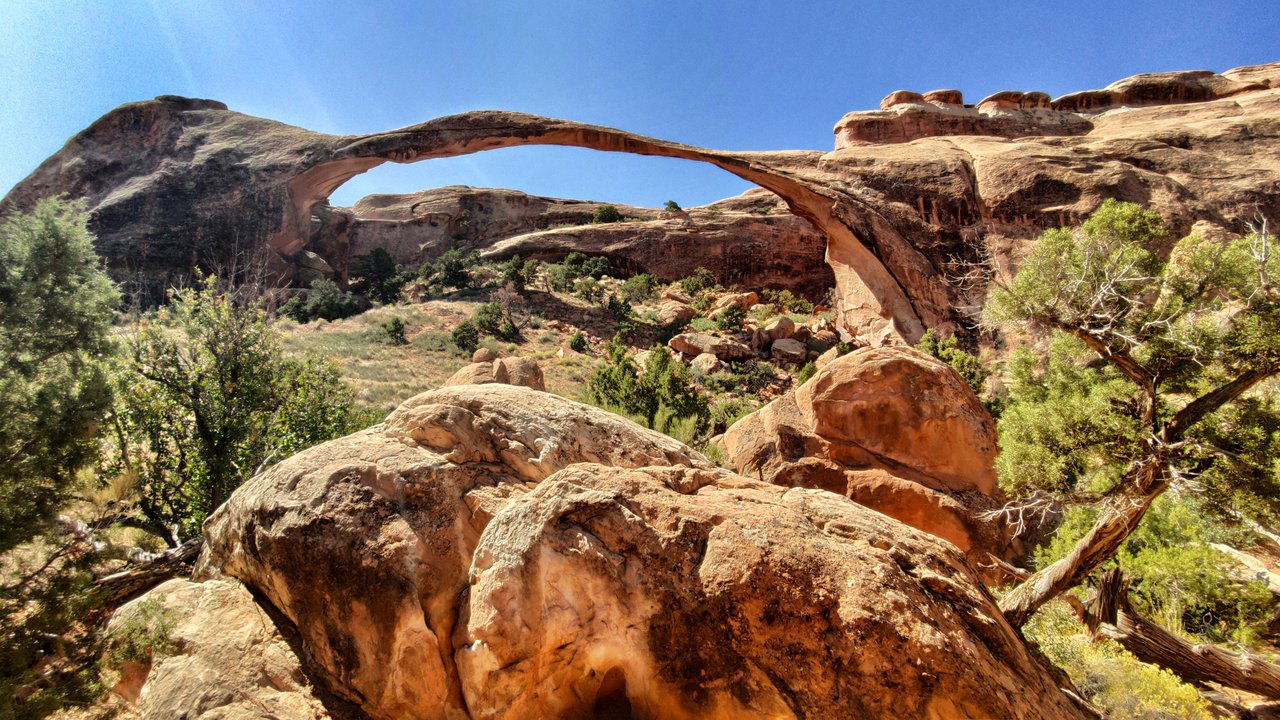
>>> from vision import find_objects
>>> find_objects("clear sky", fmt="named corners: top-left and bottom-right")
top-left (2, 1), bottom-right (1277, 209)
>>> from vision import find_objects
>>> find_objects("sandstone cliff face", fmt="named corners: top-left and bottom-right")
top-left (176, 384), bottom-right (1088, 720)
top-left (5, 64), bottom-right (1279, 343)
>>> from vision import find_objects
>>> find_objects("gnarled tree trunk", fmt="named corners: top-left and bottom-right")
top-left (1079, 568), bottom-right (1280, 700)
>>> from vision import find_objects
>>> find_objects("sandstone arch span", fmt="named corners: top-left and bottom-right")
top-left (283, 111), bottom-right (929, 342)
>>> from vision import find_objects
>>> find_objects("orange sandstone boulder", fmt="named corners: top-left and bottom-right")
top-left (199, 385), bottom-right (1086, 720)
top-left (443, 356), bottom-right (545, 391)
top-left (724, 346), bottom-right (1012, 563)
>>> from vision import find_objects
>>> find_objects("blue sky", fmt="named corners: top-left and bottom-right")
top-left (2, 1), bottom-right (1277, 208)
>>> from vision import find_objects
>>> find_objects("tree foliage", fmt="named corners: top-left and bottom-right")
top-left (105, 277), bottom-right (356, 544)
top-left (355, 247), bottom-right (404, 304)
top-left (587, 336), bottom-right (709, 436)
top-left (987, 199), bottom-right (1280, 626)
top-left (0, 198), bottom-right (119, 553)
top-left (280, 278), bottom-right (368, 323)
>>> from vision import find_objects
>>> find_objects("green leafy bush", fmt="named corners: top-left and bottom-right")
top-left (383, 316), bottom-right (408, 345)
top-left (679, 267), bottom-right (718, 296)
top-left (0, 197), bottom-right (119, 553)
top-left (592, 205), bottom-right (623, 223)
top-left (586, 337), bottom-right (709, 437)
top-left (1023, 600), bottom-right (1212, 719)
top-left (106, 277), bottom-right (358, 544)
top-left (664, 200), bottom-right (682, 212)
top-left (915, 328), bottom-right (989, 398)
top-left (582, 256), bottom-right (611, 279)
top-left (281, 279), bottom-right (368, 323)
top-left (355, 247), bottom-right (405, 304)
top-left (574, 277), bottom-right (603, 303)
top-left (763, 289), bottom-right (813, 314)
top-left (714, 304), bottom-right (746, 331)
top-left (620, 273), bottom-right (659, 304)
top-left (568, 332), bottom-right (588, 352)
top-left (419, 248), bottom-right (480, 291)
top-left (452, 320), bottom-right (479, 353)
top-left (796, 361), bottom-right (817, 384)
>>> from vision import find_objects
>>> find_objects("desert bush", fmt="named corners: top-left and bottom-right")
top-left (105, 596), bottom-right (179, 667)
top-left (763, 288), bottom-right (813, 314)
top-left (714, 304), bottom-right (746, 331)
top-left (105, 276), bottom-right (357, 544)
top-left (620, 273), bottom-right (659, 303)
top-left (451, 320), bottom-right (479, 353)
top-left (281, 279), bottom-right (368, 323)
top-left (355, 247), bottom-right (405, 304)
top-left (679, 266), bottom-right (718, 296)
top-left (568, 332), bottom-right (588, 352)
top-left (915, 328), bottom-right (989, 398)
top-left (0, 198), bottom-right (119, 553)
top-left (383, 316), bottom-right (408, 345)
top-left (592, 205), bottom-right (623, 224)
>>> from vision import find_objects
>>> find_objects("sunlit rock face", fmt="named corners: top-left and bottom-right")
top-left (5, 63), bottom-right (1279, 343)
top-left (186, 384), bottom-right (1087, 720)
top-left (723, 346), bottom-right (1018, 570)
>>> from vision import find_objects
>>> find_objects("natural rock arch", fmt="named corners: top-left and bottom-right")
top-left (281, 111), bottom-right (929, 342)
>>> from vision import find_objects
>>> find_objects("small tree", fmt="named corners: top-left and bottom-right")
top-left (107, 277), bottom-right (355, 544)
top-left (664, 200), bottom-right (682, 212)
top-left (0, 198), bottom-right (119, 553)
top-left (592, 205), bottom-right (623, 224)
top-left (452, 320), bottom-right (479, 353)
top-left (986, 200), bottom-right (1280, 627)
top-left (383, 316), bottom-right (408, 345)
top-left (356, 248), bottom-right (404, 305)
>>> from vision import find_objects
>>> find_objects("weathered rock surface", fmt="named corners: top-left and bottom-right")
top-left (201, 385), bottom-right (713, 720)
top-left (106, 578), bottom-right (330, 720)
top-left (456, 463), bottom-right (1085, 720)
top-left (723, 346), bottom-right (1012, 562)
top-left (198, 384), bottom-right (1086, 720)
top-left (442, 357), bottom-right (545, 391)
top-left (6, 64), bottom-right (1280, 345)
top-left (667, 332), bottom-right (754, 361)
top-left (769, 337), bottom-right (808, 364)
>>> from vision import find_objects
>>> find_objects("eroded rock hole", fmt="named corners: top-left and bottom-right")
top-left (592, 667), bottom-right (633, 719)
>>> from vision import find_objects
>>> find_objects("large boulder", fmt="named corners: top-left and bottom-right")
top-left (456, 464), bottom-right (1086, 720)
top-left (201, 385), bottom-right (713, 720)
top-left (106, 578), bottom-right (330, 720)
top-left (668, 332), bottom-right (754, 361)
top-left (723, 346), bottom-right (1012, 563)
top-left (443, 356), bottom-right (545, 391)
top-left (199, 385), bottom-right (1085, 719)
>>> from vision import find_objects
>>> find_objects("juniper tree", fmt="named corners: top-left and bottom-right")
top-left (986, 200), bottom-right (1280, 627)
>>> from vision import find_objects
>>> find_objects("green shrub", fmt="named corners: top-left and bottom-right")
top-left (664, 200), bottom-right (682, 212)
top-left (680, 267), bottom-right (718, 296)
top-left (1023, 600), bottom-right (1212, 719)
top-left (762, 289), bottom-right (813, 314)
top-left (281, 279), bottom-right (368, 323)
top-left (620, 273), bottom-right (659, 304)
top-left (568, 332), bottom-right (588, 352)
top-left (383, 316), bottom-right (408, 345)
top-left (545, 263), bottom-right (574, 292)
top-left (574, 277), bottom-right (603, 303)
top-left (582, 255), bottom-right (611, 279)
top-left (106, 277), bottom-right (358, 542)
top-left (420, 248), bottom-right (479, 290)
top-left (796, 361), bottom-right (817, 384)
top-left (587, 337), bottom-right (709, 437)
top-left (473, 302), bottom-right (505, 336)
top-left (714, 304), bottom-right (746, 331)
top-left (915, 328), bottom-right (989, 398)
top-left (710, 397), bottom-right (760, 433)
top-left (592, 205), bottom-right (623, 224)
top-left (451, 320), bottom-right (479, 353)
top-left (355, 247), bottom-right (405, 304)
top-left (106, 596), bottom-right (179, 667)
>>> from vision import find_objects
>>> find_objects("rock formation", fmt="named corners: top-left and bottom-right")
top-left (106, 578), bottom-right (332, 720)
top-left (343, 185), bottom-right (833, 301)
top-left (5, 63), bottom-right (1280, 345)
top-left (138, 383), bottom-right (1091, 719)
top-left (723, 347), bottom-right (1013, 565)
top-left (443, 355), bottom-right (545, 391)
